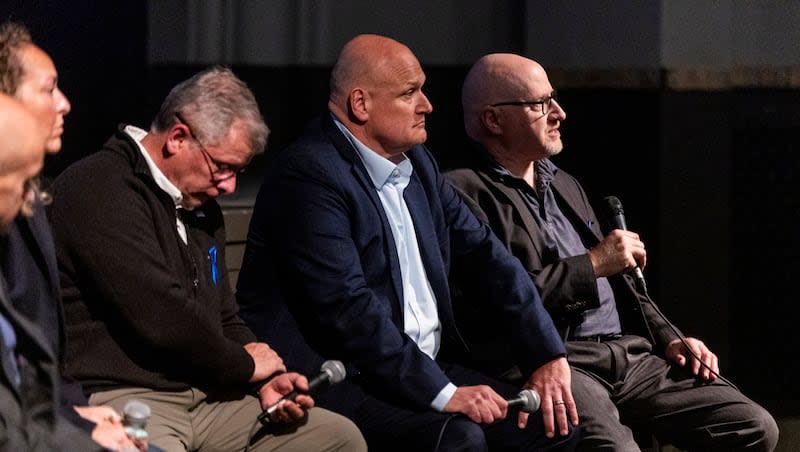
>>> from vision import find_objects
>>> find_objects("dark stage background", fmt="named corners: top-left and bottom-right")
top-left (3, 1), bottom-right (798, 417)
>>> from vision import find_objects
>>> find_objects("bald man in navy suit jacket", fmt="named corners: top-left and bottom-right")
top-left (237, 34), bottom-right (580, 452)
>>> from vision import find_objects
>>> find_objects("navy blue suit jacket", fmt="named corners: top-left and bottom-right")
top-left (5, 204), bottom-right (93, 431)
top-left (0, 274), bottom-right (99, 451)
top-left (6, 205), bottom-right (63, 358)
top-left (237, 114), bottom-right (564, 410)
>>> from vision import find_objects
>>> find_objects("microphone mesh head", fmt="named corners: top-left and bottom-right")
top-left (123, 399), bottom-right (151, 427)
top-left (320, 360), bottom-right (346, 384)
top-left (603, 195), bottom-right (624, 214)
top-left (518, 389), bottom-right (541, 412)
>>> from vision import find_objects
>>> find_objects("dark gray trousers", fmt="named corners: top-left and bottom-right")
top-left (567, 335), bottom-right (778, 451)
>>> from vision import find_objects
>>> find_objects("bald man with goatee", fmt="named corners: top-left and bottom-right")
top-left (446, 53), bottom-right (778, 451)
top-left (237, 35), bottom-right (580, 451)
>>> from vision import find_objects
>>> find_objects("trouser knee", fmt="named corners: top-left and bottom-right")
top-left (752, 406), bottom-right (779, 452)
top-left (436, 419), bottom-right (487, 452)
top-left (337, 417), bottom-right (368, 452)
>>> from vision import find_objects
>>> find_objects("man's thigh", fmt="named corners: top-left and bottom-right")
top-left (569, 367), bottom-right (639, 451)
top-left (195, 390), bottom-right (365, 452)
top-left (615, 351), bottom-right (778, 451)
top-left (89, 387), bottom-right (192, 452)
top-left (444, 362), bottom-right (578, 451)
top-left (339, 363), bottom-right (577, 452)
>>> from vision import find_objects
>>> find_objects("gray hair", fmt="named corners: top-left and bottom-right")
top-left (151, 66), bottom-right (269, 154)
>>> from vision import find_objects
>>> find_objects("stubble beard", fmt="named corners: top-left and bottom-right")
top-left (544, 139), bottom-right (564, 157)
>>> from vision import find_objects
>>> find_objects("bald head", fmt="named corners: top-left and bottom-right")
top-left (329, 34), bottom-right (415, 109)
top-left (327, 34), bottom-right (432, 161)
top-left (0, 93), bottom-right (46, 231)
top-left (462, 53), bottom-right (550, 141)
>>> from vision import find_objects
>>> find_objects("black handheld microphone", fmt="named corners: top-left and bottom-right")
top-left (258, 360), bottom-right (346, 425)
top-left (603, 196), bottom-right (648, 293)
top-left (507, 389), bottom-right (541, 413)
top-left (122, 399), bottom-right (151, 441)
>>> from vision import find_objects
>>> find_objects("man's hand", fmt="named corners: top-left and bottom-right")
top-left (665, 337), bottom-right (719, 381)
top-left (588, 229), bottom-right (646, 278)
top-left (244, 342), bottom-right (286, 383)
top-left (443, 385), bottom-right (508, 424)
top-left (74, 405), bottom-right (147, 452)
top-left (522, 357), bottom-right (578, 437)
top-left (257, 372), bottom-right (314, 423)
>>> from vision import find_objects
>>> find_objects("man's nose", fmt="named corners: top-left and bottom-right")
top-left (215, 174), bottom-right (237, 195)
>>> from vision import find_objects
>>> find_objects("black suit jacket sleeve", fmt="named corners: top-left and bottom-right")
top-left (446, 165), bottom-right (680, 350)
top-left (446, 168), bottom-right (598, 320)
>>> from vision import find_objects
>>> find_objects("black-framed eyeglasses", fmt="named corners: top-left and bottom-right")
top-left (174, 112), bottom-right (241, 182)
top-left (489, 91), bottom-right (558, 115)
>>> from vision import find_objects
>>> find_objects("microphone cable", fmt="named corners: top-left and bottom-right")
top-left (243, 416), bottom-right (261, 452)
top-left (432, 413), bottom-right (458, 452)
top-left (634, 279), bottom-right (738, 390)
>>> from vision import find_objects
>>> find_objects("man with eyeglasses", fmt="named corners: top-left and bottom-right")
top-left (47, 67), bottom-right (365, 452)
top-left (445, 53), bottom-right (778, 451)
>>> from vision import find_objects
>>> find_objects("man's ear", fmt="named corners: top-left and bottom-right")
top-left (481, 108), bottom-right (503, 135)
top-left (349, 88), bottom-right (369, 122)
top-left (165, 124), bottom-right (191, 157)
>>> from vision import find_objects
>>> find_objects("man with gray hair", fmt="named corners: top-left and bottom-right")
top-left (48, 67), bottom-right (366, 452)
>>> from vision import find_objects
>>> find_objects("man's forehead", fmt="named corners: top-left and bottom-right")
top-left (218, 119), bottom-right (255, 160)
top-left (379, 54), bottom-right (425, 86)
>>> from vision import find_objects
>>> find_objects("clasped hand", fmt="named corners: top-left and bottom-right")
top-left (442, 357), bottom-right (578, 438)
top-left (245, 342), bottom-right (312, 423)
top-left (74, 405), bottom-right (148, 452)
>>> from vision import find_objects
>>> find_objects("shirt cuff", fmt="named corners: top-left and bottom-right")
top-left (430, 382), bottom-right (457, 411)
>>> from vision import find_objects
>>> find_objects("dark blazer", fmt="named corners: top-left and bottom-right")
top-left (445, 155), bottom-right (679, 375)
top-left (237, 114), bottom-right (564, 410)
top-left (0, 274), bottom-right (98, 451)
top-left (0, 273), bottom-right (57, 450)
top-left (5, 204), bottom-right (94, 432)
top-left (6, 205), bottom-right (64, 359)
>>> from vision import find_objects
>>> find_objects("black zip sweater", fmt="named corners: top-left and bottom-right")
top-left (49, 126), bottom-right (256, 394)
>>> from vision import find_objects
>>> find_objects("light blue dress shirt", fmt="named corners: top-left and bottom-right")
top-left (333, 116), bottom-right (457, 410)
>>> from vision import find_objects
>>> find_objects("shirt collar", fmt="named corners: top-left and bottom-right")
top-left (331, 113), bottom-right (412, 188)
top-left (533, 158), bottom-right (558, 195)
top-left (487, 155), bottom-right (559, 194)
top-left (123, 125), bottom-right (184, 209)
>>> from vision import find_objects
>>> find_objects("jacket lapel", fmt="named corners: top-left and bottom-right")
top-left (481, 171), bottom-right (548, 259)
top-left (402, 173), bottom-right (450, 312)
top-left (321, 116), bottom-right (406, 310)
top-left (551, 174), bottom-right (603, 245)
top-left (0, 275), bottom-right (58, 400)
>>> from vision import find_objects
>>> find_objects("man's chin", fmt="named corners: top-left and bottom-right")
top-left (545, 141), bottom-right (564, 156)
top-left (411, 132), bottom-right (428, 146)
top-left (182, 196), bottom-right (207, 209)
